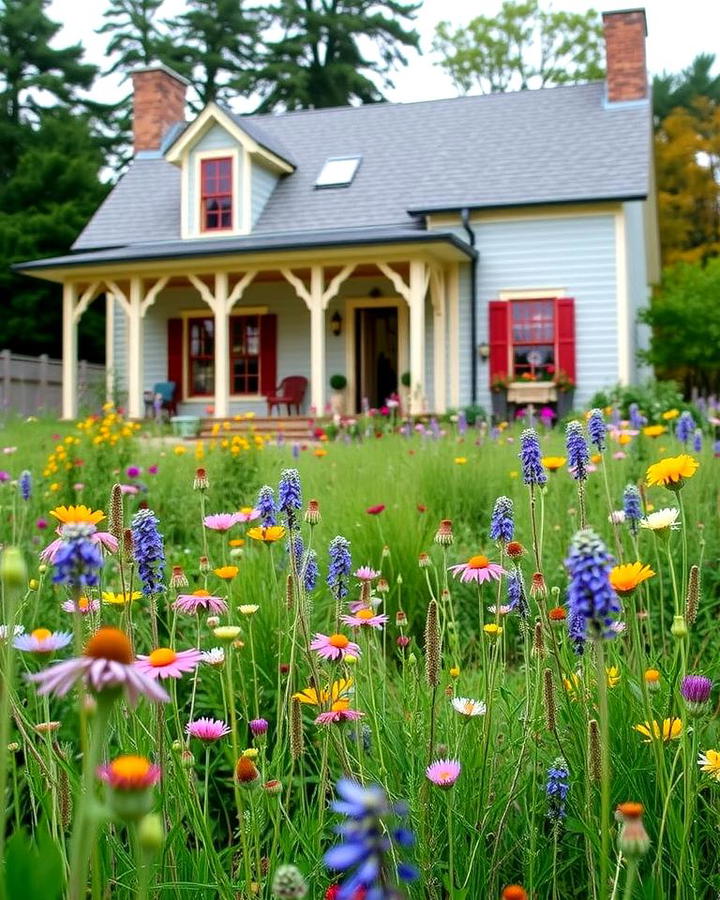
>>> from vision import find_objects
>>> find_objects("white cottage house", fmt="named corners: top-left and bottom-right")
top-left (16, 8), bottom-right (658, 422)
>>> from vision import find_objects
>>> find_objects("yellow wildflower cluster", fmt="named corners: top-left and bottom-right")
top-left (177, 431), bottom-right (268, 461)
top-left (43, 405), bottom-right (139, 479)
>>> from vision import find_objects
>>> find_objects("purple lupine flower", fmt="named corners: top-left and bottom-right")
top-left (256, 485), bottom-right (277, 527)
top-left (457, 410), bottom-right (468, 436)
top-left (327, 535), bottom-right (352, 600)
top-left (681, 675), bottom-right (713, 715)
top-left (715, 440), bottom-right (720, 458)
top-left (675, 411), bottom-right (695, 446)
top-left (566, 421), bottom-right (589, 481)
top-left (489, 496), bottom-right (514, 543)
top-left (131, 508), bottom-right (165, 596)
top-left (506, 570), bottom-right (529, 618)
top-left (18, 470), bottom-right (32, 501)
top-left (291, 442), bottom-right (300, 459)
top-left (693, 429), bottom-right (702, 453)
top-left (611, 407), bottom-right (622, 425)
top-left (519, 429), bottom-right (547, 486)
top-left (278, 468), bottom-right (302, 523)
top-left (623, 484), bottom-right (642, 537)
top-left (565, 529), bottom-right (619, 649)
top-left (51, 523), bottom-right (104, 588)
top-left (587, 409), bottom-right (606, 452)
top-left (546, 758), bottom-right (570, 823)
top-left (303, 549), bottom-right (318, 591)
top-left (629, 402), bottom-right (646, 429)
top-left (324, 779), bottom-right (417, 897)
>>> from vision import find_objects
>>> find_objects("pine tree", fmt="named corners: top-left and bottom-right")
top-left (255, 0), bottom-right (420, 111)
top-left (97, 0), bottom-right (166, 76)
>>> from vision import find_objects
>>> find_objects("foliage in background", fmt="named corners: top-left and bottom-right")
top-left (589, 378), bottom-right (687, 421)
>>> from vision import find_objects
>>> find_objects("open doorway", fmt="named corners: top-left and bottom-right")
top-left (354, 306), bottom-right (399, 410)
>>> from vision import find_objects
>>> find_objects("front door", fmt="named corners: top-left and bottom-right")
top-left (354, 306), bottom-right (399, 410)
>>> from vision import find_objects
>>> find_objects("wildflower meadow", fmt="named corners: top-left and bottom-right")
top-left (1, 400), bottom-right (719, 899)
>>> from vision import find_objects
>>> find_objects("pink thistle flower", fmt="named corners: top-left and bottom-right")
top-left (14, 628), bottom-right (73, 654)
top-left (203, 513), bottom-right (242, 532)
top-left (62, 597), bottom-right (100, 615)
top-left (354, 566), bottom-right (380, 581)
top-left (97, 755), bottom-right (161, 790)
top-left (310, 632), bottom-right (361, 661)
top-left (134, 647), bottom-right (203, 680)
top-left (236, 507), bottom-right (261, 523)
top-left (249, 718), bottom-right (269, 736)
top-left (340, 610), bottom-right (389, 630)
top-left (148, 465), bottom-right (159, 475)
top-left (27, 627), bottom-right (169, 705)
top-left (186, 717), bottom-right (231, 741)
top-left (126, 465), bottom-right (142, 478)
top-left (448, 555), bottom-right (506, 584)
top-left (173, 590), bottom-right (228, 615)
top-left (426, 758), bottom-right (461, 788)
top-left (315, 707), bottom-right (364, 725)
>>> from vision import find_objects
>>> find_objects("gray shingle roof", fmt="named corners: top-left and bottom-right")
top-left (72, 81), bottom-right (650, 252)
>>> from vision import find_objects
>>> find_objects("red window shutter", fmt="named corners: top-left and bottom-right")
top-left (555, 298), bottom-right (576, 383)
top-left (488, 301), bottom-right (510, 380)
top-left (167, 318), bottom-right (183, 399)
top-left (259, 314), bottom-right (277, 395)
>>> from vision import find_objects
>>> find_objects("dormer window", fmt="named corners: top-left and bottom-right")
top-left (315, 156), bottom-right (361, 189)
top-left (201, 157), bottom-right (233, 231)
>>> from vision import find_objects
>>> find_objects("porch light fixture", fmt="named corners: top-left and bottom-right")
top-left (478, 342), bottom-right (490, 360)
top-left (331, 311), bottom-right (343, 336)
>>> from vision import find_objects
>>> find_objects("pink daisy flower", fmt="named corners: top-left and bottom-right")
top-left (62, 597), bottom-right (100, 615)
top-left (203, 513), bottom-right (242, 532)
top-left (98, 756), bottom-right (161, 790)
top-left (340, 610), bottom-right (389, 630)
top-left (354, 566), bottom-right (380, 581)
top-left (448, 555), bottom-right (506, 584)
top-left (186, 717), bottom-right (231, 741)
top-left (310, 632), bottom-right (361, 661)
top-left (14, 628), bottom-right (73, 654)
top-left (426, 758), bottom-right (461, 788)
top-left (134, 647), bottom-right (203, 680)
top-left (173, 590), bottom-right (228, 615)
top-left (348, 597), bottom-right (382, 613)
top-left (27, 627), bottom-right (169, 706)
top-left (236, 507), bottom-right (261, 523)
top-left (315, 707), bottom-right (364, 725)
top-left (119, 484), bottom-right (139, 495)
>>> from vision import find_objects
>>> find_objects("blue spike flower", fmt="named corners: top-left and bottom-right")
top-left (519, 429), bottom-right (547, 486)
top-left (546, 758), bottom-right (570, 823)
top-left (18, 470), bottom-right (32, 501)
top-left (489, 496), bottom-right (514, 543)
top-left (675, 410), bottom-right (695, 446)
top-left (256, 485), bottom-right (277, 527)
top-left (506, 570), bottom-right (529, 618)
top-left (693, 429), bottom-right (702, 454)
top-left (623, 484), bottom-right (642, 538)
top-left (327, 536), bottom-right (352, 600)
top-left (587, 408), bottom-right (606, 451)
top-left (303, 549), bottom-right (318, 592)
top-left (130, 508), bottom-right (165, 596)
top-left (52, 523), bottom-right (104, 588)
top-left (278, 468), bottom-right (302, 529)
top-left (629, 402), bottom-right (646, 429)
top-left (566, 421), bottom-right (589, 481)
top-left (565, 529), bottom-right (619, 649)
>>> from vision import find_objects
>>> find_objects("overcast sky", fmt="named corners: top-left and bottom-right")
top-left (47, 0), bottom-right (720, 110)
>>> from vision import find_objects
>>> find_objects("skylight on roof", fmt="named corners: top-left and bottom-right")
top-left (315, 156), bottom-right (361, 188)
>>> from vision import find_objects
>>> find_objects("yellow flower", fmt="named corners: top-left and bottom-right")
top-left (617, 434), bottom-right (632, 446)
top-left (173, 445), bottom-right (187, 455)
top-left (646, 454), bottom-right (699, 489)
top-left (642, 425), bottom-right (665, 438)
top-left (238, 605), bottom-right (259, 615)
top-left (214, 566), bottom-right (239, 580)
top-left (698, 749), bottom-right (720, 781)
top-left (49, 483), bottom-right (60, 492)
top-left (214, 626), bottom-right (242, 641)
top-left (102, 591), bottom-right (142, 606)
top-left (542, 456), bottom-right (566, 471)
top-left (313, 448), bottom-right (328, 457)
top-left (483, 623), bottom-right (502, 638)
top-left (606, 666), bottom-right (620, 688)
top-left (591, 453), bottom-right (602, 464)
top-left (633, 718), bottom-right (683, 742)
top-left (229, 538), bottom-right (245, 548)
top-left (242, 748), bottom-right (258, 759)
top-left (563, 672), bottom-right (582, 699)
top-left (293, 678), bottom-right (353, 707)
top-left (644, 668), bottom-right (661, 686)
top-left (50, 505), bottom-right (106, 525)
top-left (661, 409), bottom-right (679, 420)
top-left (449, 666), bottom-right (460, 678)
top-left (247, 526), bottom-right (286, 543)
top-left (454, 457), bottom-right (467, 465)
top-left (508, 471), bottom-right (519, 479)
top-left (609, 562), bottom-right (655, 594)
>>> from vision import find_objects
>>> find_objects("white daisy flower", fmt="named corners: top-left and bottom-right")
top-left (451, 697), bottom-right (487, 717)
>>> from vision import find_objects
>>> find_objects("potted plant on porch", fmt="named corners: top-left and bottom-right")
top-left (553, 370), bottom-right (576, 418)
top-left (329, 373), bottom-right (348, 416)
top-left (399, 371), bottom-right (411, 414)
top-left (490, 373), bottom-right (510, 421)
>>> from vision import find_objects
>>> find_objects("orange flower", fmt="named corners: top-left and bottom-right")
top-left (609, 562), bottom-right (655, 594)
top-left (247, 526), bottom-right (286, 543)
top-left (214, 566), bottom-right (239, 580)
top-left (50, 505), bottom-right (105, 525)
top-left (542, 456), bottom-right (566, 472)
top-left (646, 454), bottom-right (698, 489)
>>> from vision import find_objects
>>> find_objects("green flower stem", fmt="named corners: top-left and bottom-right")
top-left (595, 639), bottom-right (611, 900)
top-left (622, 858), bottom-right (638, 900)
top-left (0, 572), bottom-right (21, 900)
top-left (446, 789), bottom-right (455, 893)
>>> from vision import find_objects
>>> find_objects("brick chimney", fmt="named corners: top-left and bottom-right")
top-left (131, 65), bottom-right (189, 154)
top-left (602, 8), bottom-right (648, 103)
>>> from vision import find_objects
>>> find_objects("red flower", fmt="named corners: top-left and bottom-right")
top-left (366, 504), bottom-right (385, 515)
top-left (326, 887), bottom-right (366, 900)
top-left (417, 504), bottom-right (427, 513)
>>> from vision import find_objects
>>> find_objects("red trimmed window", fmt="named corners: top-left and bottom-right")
top-left (200, 157), bottom-right (233, 231)
top-left (510, 299), bottom-right (556, 377)
top-left (187, 315), bottom-right (262, 396)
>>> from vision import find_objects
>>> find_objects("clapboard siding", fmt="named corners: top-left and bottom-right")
top-left (251, 164), bottom-right (279, 227)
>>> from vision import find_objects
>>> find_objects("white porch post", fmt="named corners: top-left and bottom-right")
top-left (105, 292), bottom-right (115, 403)
top-left (127, 276), bottom-right (144, 420)
top-left (62, 282), bottom-right (78, 420)
top-left (447, 263), bottom-right (460, 408)
top-left (214, 273), bottom-right (230, 418)
top-left (408, 260), bottom-right (427, 415)
top-left (309, 266), bottom-right (326, 415)
top-left (431, 266), bottom-right (447, 414)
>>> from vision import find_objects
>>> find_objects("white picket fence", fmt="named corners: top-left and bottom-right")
top-left (0, 350), bottom-right (105, 417)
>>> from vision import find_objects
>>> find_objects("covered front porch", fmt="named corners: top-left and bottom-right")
top-left (40, 238), bottom-right (470, 420)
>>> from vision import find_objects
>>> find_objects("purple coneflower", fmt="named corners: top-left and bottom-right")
top-left (186, 717), bottom-right (231, 741)
top-left (519, 429), bottom-right (547, 486)
top-left (310, 632), bottom-right (361, 661)
top-left (565, 529), bottom-right (619, 651)
top-left (448, 554), bottom-right (506, 584)
top-left (27, 627), bottom-right (169, 705)
top-left (134, 647), bottom-right (203, 680)
top-left (354, 566), bottom-right (380, 581)
top-left (13, 628), bottom-right (73, 654)
top-left (426, 758), bottom-right (461, 788)
top-left (131, 509), bottom-right (164, 595)
top-left (340, 610), bottom-right (389, 629)
top-left (315, 706), bottom-right (364, 725)
top-left (174, 590), bottom-right (228, 615)
top-left (566, 421), bottom-right (589, 481)
top-left (203, 513), bottom-right (241, 532)
top-left (681, 675), bottom-right (713, 715)
top-left (489, 495), bottom-right (514, 543)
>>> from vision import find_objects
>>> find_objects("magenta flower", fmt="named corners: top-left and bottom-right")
top-left (62, 597), bottom-right (101, 614)
top-left (186, 717), bottom-right (231, 741)
top-left (426, 758), bottom-right (461, 788)
top-left (173, 591), bottom-right (228, 615)
top-left (97, 758), bottom-right (161, 790)
top-left (340, 611), bottom-right (389, 630)
top-left (310, 632), bottom-right (361, 661)
top-left (354, 566), bottom-right (380, 581)
top-left (448, 554), bottom-right (506, 584)
top-left (203, 513), bottom-right (242, 532)
top-left (14, 628), bottom-right (73, 654)
top-left (134, 647), bottom-right (203, 680)
top-left (36, 519), bottom-right (48, 530)
top-left (126, 465), bottom-right (142, 478)
top-left (27, 627), bottom-right (169, 705)
top-left (249, 718), bottom-right (269, 736)
top-left (148, 465), bottom-right (159, 475)
top-left (315, 708), bottom-right (364, 725)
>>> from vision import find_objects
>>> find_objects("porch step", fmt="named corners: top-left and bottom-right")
top-left (197, 416), bottom-right (325, 441)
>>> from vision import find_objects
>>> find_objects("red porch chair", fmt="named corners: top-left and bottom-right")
top-left (265, 376), bottom-right (308, 415)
